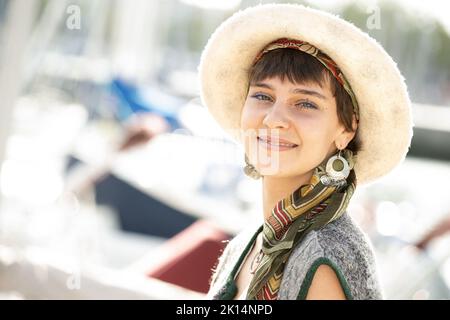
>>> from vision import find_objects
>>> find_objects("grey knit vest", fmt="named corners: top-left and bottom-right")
top-left (207, 212), bottom-right (383, 300)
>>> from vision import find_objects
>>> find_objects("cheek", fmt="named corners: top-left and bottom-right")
top-left (240, 100), bottom-right (277, 162)
top-left (240, 101), bottom-right (262, 130)
top-left (292, 114), bottom-right (337, 148)
top-left (291, 113), bottom-right (321, 139)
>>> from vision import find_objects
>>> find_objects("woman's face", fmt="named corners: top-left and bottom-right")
top-left (240, 76), bottom-right (355, 178)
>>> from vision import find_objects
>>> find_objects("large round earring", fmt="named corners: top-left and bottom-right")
top-left (320, 149), bottom-right (350, 187)
top-left (244, 154), bottom-right (261, 180)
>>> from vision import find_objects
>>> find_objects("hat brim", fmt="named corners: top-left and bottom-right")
top-left (198, 4), bottom-right (413, 185)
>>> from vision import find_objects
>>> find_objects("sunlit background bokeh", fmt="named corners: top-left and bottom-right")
top-left (0, 0), bottom-right (449, 300)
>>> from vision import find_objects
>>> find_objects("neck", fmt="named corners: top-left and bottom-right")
top-left (261, 171), bottom-right (314, 222)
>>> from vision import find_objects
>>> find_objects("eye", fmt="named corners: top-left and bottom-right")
top-left (295, 100), bottom-right (318, 110)
top-left (251, 93), bottom-right (273, 102)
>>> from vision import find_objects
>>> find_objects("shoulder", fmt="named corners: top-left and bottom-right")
top-left (279, 212), bottom-right (383, 300)
top-left (304, 264), bottom-right (348, 300)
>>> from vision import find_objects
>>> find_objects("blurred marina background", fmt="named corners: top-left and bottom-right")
top-left (0, 0), bottom-right (449, 299)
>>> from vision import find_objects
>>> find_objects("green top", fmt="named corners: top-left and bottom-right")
top-left (208, 213), bottom-right (383, 300)
top-left (216, 224), bottom-right (352, 300)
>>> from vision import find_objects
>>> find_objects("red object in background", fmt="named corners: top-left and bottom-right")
top-left (146, 220), bottom-right (231, 293)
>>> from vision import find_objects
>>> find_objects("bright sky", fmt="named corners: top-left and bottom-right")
top-left (307, 0), bottom-right (450, 33)
top-left (387, 0), bottom-right (450, 33)
top-left (180, 0), bottom-right (450, 34)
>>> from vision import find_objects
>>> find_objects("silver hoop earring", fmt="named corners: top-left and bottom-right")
top-left (320, 150), bottom-right (350, 187)
top-left (244, 154), bottom-right (261, 180)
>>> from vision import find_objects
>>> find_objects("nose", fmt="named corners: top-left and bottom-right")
top-left (262, 101), bottom-right (290, 129)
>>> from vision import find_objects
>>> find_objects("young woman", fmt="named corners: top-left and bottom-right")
top-left (198, 4), bottom-right (413, 300)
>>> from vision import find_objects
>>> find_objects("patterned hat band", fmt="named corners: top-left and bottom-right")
top-left (253, 38), bottom-right (360, 122)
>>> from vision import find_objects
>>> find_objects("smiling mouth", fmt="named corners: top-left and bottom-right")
top-left (257, 136), bottom-right (298, 149)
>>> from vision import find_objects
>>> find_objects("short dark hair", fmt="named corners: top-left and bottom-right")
top-left (247, 48), bottom-right (360, 154)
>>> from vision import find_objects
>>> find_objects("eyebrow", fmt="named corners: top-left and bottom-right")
top-left (251, 82), bottom-right (327, 100)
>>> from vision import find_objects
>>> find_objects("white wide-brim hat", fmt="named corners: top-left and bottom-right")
top-left (198, 3), bottom-right (413, 185)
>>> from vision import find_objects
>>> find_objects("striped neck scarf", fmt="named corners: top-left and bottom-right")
top-left (212, 152), bottom-right (356, 300)
top-left (246, 150), bottom-right (356, 300)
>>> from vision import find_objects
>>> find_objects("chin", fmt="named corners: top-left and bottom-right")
top-left (258, 167), bottom-right (292, 177)
top-left (260, 164), bottom-right (315, 178)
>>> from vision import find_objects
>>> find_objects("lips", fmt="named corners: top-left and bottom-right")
top-left (257, 136), bottom-right (298, 149)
